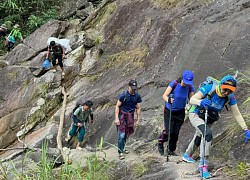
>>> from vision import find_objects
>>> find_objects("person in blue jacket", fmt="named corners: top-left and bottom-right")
top-left (182, 75), bottom-right (250, 179)
top-left (158, 70), bottom-right (195, 156)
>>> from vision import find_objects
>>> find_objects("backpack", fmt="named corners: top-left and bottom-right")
top-left (70, 99), bottom-right (84, 117)
top-left (199, 76), bottom-right (229, 106)
top-left (195, 76), bottom-right (229, 124)
top-left (121, 90), bottom-right (139, 104)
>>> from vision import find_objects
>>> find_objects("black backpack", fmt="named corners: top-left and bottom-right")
top-left (70, 99), bottom-right (84, 117)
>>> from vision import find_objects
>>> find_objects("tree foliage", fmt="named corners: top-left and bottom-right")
top-left (0, 0), bottom-right (62, 36)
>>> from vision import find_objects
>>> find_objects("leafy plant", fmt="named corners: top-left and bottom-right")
top-left (236, 162), bottom-right (249, 178)
top-left (28, 15), bottom-right (44, 32)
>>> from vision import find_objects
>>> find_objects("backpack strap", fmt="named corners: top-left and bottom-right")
top-left (171, 77), bottom-right (191, 93)
top-left (122, 90), bottom-right (127, 103)
top-left (207, 89), bottom-right (229, 111)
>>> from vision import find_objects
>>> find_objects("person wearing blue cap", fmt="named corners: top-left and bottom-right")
top-left (158, 70), bottom-right (195, 156)
top-left (182, 75), bottom-right (250, 179)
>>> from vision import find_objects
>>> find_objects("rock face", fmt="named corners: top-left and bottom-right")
top-left (1, 0), bottom-right (250, 178)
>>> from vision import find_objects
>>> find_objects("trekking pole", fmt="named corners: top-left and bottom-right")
top-left (201, 106), bottom-right (208, 179)
top-left (167, 94), bottom-right (173, 162)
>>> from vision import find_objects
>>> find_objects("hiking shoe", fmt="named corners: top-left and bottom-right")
top-left (76, 147), bottom-right (83, 150)
top-left (65, 135), bottom-right (72, 142)
top-left (62, 72), bottom-right (65, 76)
top-left (198, 164), bottom-right (212, 179)
top-left (182, 153), bottom-right (195, 163)
top-left (119, 153), bottom-right (125, 160)
top-left (168, 151), bottom-right (178, 156)
top-left (124, 149), bottom-right (129, 154)
top-left (158, 142), bottom-right (164, 155)
top-left (52, 69), bottom-right (57, 73)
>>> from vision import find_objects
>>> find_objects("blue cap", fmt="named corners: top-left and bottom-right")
top-left (182, 70), bottom-right (194, 85)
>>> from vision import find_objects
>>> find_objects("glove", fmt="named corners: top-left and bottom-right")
top-left (244, 130), bottom-right (250, 143)
top-left (200, 99), bottom-right (211, 109)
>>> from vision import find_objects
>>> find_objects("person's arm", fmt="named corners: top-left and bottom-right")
top-left (135, 103), bottom-right (141, 127)
top-left (17, 31), bottom-right (23, 42)
top-left (90, 108), bottom-right (94, 123)
top-left (62, 46), bottom-right (65, 59)
top-left (73, 107), bottom-right (82, 127)
top-left (46, 46), bottom-right (50, 59)
top-left (162, 86), bottom-right (174, 103)
top-left (190, 91), bottom-right (203, 106)
top-left (231, 104), bottom-right (248, 130)
top-left (188, 92), bottom-right (195, 100)
top-left (115, 100), bottom-right (122, 126)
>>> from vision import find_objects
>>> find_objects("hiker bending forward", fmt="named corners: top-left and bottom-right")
top-left (158, 70), bottom-right (195, 156)
top-left (46, 40), bottom-right (65, 76)
top-left (67, 100), bottom-right (93, 150)
top-left (182, 75), bottom-right (250, 179)
top-left (115, 80), bottom-right (142, 160)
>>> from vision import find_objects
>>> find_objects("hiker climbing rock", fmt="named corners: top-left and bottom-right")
top-left (6, 24), bottom-right (23, 51)
top-left (158, 70), bottom-right (195, 157)
top-left (65, 100), bottom-right (94, 150)
top-left (182, 75), bottom-right (250, 179)
top-left (114, 80), bottom-right (142, 160)
top-left (46, 40), bottom-right (65, 76)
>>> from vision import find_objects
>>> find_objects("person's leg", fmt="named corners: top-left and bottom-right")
top-left (57, 55), bottom-right (65, 75)
top-left (69, 123), bottom-right (78, 137)
top-left (169, 109), bottom-right (185, 154)
top-left (51, 55), bottom-right (58, 72)
top-left (76, 125), bottom-right (85, 149)
top-left (7, 42), bottom-right (14, 51)
top-left (158, 108), bottom-right (171, 155)
top-left (185, 113), bottom-right (213, 157)
top-left (117, 128), bottom-right (126, 154)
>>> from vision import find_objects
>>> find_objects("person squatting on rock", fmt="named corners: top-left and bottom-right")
top-left (46, 40), bottom-right (65, 76)
top-left (182, 75), bottom-right (250, 179)
top-left (65, 100), bottom-right (94, 150)
top-left (115, 80), bottom-right (142, 160)
top-left (6, 24), bottom-right (23, 51)
top-left (158, 70), bottom-right (195, 156)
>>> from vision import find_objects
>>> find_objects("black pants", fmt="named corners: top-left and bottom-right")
top-left (7, 42), bottom-right (15, 51)
top-left (158, 108), bottom-right (185, 152)
top-left (52, 54), bottom-right (63, 67)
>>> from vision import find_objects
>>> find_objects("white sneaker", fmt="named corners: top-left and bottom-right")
top-left (65, 135), bottom-right (71, 142)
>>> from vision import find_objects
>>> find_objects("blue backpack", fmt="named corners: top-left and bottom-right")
top-left (199, 76), bottom-right (229, 106)
top-left (192, 76), bottom-right (229, 124)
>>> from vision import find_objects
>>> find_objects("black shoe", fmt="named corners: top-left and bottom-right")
top-left (158, 142), bottom-right (164, 155)
top-left (168, 151), bottom-right (178, 156)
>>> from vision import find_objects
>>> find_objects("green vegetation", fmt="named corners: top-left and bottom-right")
top-left (224, 162), bottom-right (250, 180)
top-left (103, 47), bottom-right (148, 70)
top-left (0, 138), bottom-right (113, 179)
top-left (88, 2), bottom-right (117, 31)
top-left (0, 0), bottom-right (62, 38)
top-left (152, 0), bottom-right (182, 9)
top-left (132, 162), bottom-right (148, 177)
